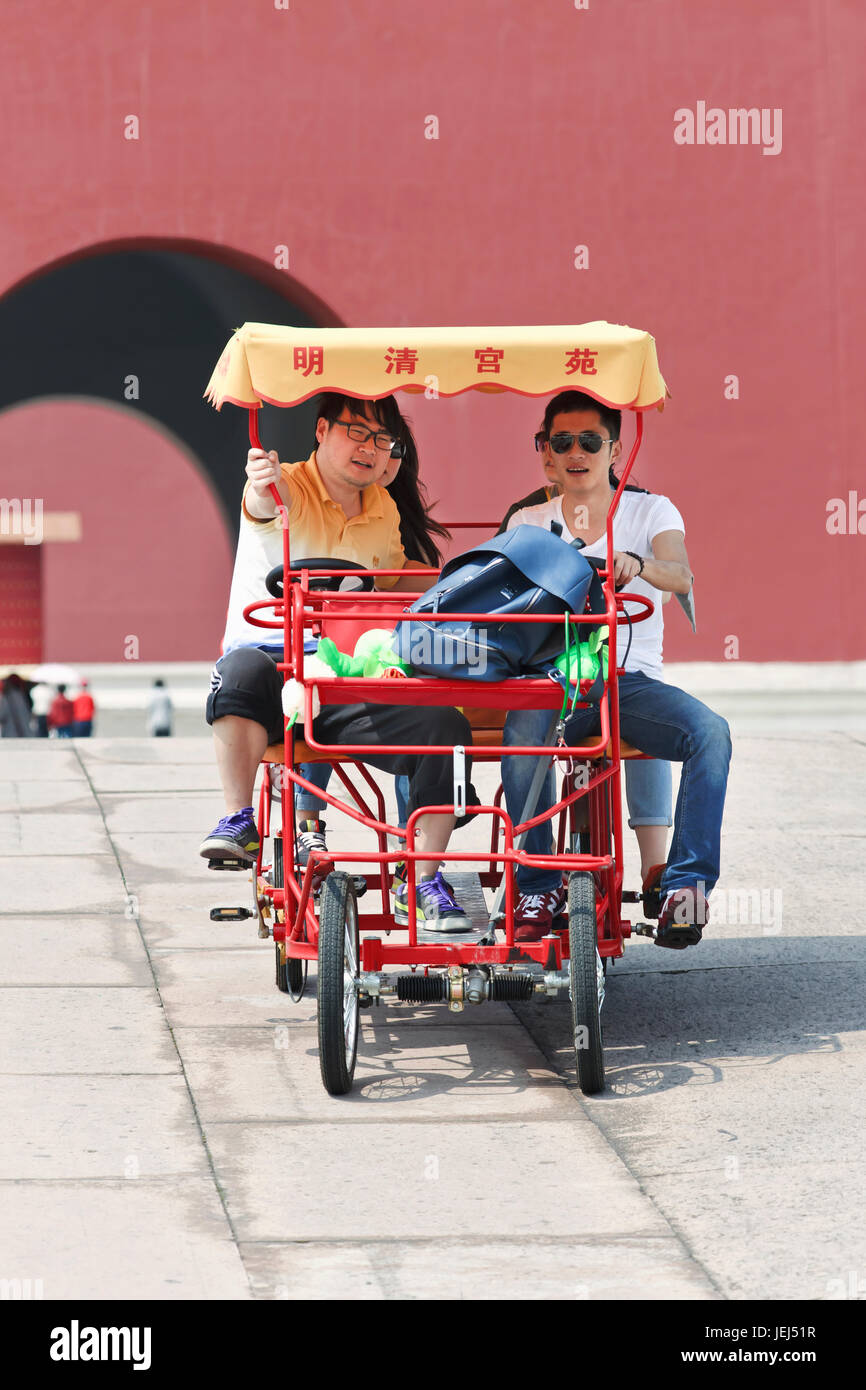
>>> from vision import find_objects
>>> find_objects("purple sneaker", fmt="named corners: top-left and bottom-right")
top-left (394, 870), bottom-right (472, 932)
top-left (200, 808), bottom-right (261, 863)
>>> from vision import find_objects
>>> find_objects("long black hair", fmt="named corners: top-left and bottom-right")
top-left (539, 390), bottom-right (648, 494)
top-left (313, 393), bottom-right (450, 566)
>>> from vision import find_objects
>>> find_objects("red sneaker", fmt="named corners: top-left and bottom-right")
top-left (514, 886), bottom-right (567, 942)
top-left (655, 885), bottom-right (709, 950)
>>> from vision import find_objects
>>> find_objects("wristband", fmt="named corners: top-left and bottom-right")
top-left (624, 550), bottom-right (645, 575)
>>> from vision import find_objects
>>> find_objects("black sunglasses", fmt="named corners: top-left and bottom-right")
top-left (536, 430), bottom-right (614, 455)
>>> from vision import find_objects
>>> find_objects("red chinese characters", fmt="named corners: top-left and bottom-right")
top-left (475, 347), bottom-right (504, 374)
top-left (384, 347), bottom-right (419, 375)
top-left (293, 346), bottom-right (324, 377)
top-left (565, 347), bottom-right (598, 376)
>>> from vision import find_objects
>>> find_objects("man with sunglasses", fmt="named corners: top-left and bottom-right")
top-left (498, 433), bottom-right (677, 909)
top-left (201, 394), bottom-right (478, 932)
top-left (501, 390), bottom-right (731, 950)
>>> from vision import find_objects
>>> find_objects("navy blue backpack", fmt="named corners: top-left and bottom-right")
top-left (392, 524), bottom-right (596, 682)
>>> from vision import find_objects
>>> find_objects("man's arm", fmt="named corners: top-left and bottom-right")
top-left (645, 529), bottom-right (693, 594)
top-left (611, 529), bottom-right (693, 594)
top-left (243, 449), bottom-right (287, 520)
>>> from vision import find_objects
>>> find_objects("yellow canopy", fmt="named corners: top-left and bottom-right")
top-left (204, 321), bottom-right (668, 412)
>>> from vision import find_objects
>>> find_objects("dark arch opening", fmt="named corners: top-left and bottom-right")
top-left (0, 238), bottom-right (344, 527)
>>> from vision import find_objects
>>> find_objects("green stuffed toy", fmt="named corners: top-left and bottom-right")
top-left (553, 625), bottom-right (609, 687)
top-left (315, 630), bottom-right (410, 679)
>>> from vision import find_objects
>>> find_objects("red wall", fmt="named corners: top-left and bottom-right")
top-left (1, 0), bottom-right (864, 661)
top-left (0, 402), bottom-right (233, 661)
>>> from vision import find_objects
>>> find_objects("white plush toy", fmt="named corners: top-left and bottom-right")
top-left (280, 655), bottom-right (335, 728)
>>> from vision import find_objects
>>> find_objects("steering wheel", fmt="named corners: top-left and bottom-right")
top-left (265, 558), bottom-right (376, 598)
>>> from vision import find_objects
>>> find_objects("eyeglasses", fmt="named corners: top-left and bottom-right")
top-left (536, 431), bottom-right (615, 455)
top-left (332, 419), bottom-right (405, 458)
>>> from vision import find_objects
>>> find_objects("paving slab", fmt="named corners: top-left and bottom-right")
top-left (0, 747), bottom-right (86, 781)
top-left (0, 1181), bottom-right (250, 1300)
top-left (204, 1118), bottom-right (705, 1245)
top-left (240, 1236), bottom-right (715, 1301)
top-left (642, 1163), bottom-right (866, 1302)
top-left (0, 1074), bottom-right (213, 1180)
top-left (0, 916), bottom-right (151, 986)
top-left (0, 781), bottom-right (98, 813)
top-left (0, 854), bottom-right (127, 914)
top-left (0, 987), bottom-right (180, 1075)
top-left (100, 791), bottom-right (228, 834)
top-left (76, 738), bottom-right (216, 766)
top-left (83, 764), bottom-right (224, 793)
top-left (111, 831), bottom-right (225, 877)
top-left (0, 811), bottom-right (113, 856)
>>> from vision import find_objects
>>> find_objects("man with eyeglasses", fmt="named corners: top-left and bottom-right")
top-left (201, 394), bottom-right (478, 931)
top-left (500, 389), bottom-right (731, 949)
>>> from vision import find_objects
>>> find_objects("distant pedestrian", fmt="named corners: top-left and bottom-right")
top-left (29, 682), bottom-right (52, 737)
top-left (147, 678), bottom-right (173, 737)
top-left (0, 674), bottom-right (32, 738)
top-left (73, 680), bottom-right (95, 737)
top-left (48, 684), bottom-right (76, 738)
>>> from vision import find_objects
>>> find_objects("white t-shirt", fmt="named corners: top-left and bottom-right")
top-left (506, 491), bottom-right (685, 680)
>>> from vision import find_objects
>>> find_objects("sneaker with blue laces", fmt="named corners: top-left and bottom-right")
top-left (393, 870), bottom-right (472, 932)
top-left (200, 808), bottom-right (261, 863)
top-left (391, 861), bottom-right (458, 917)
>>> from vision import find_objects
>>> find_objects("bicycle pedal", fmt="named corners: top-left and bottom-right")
top-left (633, 922), bottom-right (657, 939)
top-left (210, 906), bottom-right (254, 921)
top-left (207, 857), bottom-right (251, 872)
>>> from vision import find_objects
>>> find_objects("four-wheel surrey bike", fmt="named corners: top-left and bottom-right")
top-left (205, 321), bottom-right (669, 1096)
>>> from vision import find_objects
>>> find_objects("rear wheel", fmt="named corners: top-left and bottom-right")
top-left (568, 870), bottom-right (605, 1095)
top-left (273, 836), bottom-right (308, 1000)
top-left (317, 873), bottom-right (360, 1095)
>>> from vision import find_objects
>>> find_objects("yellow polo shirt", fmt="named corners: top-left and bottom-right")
top-left (222, 452), bottom-right (406, 653)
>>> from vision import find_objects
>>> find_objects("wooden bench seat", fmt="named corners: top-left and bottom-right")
top-left (264, 708), bottom-right (646, 765)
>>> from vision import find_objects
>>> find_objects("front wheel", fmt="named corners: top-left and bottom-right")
top-left (317, 873), bottom-right (360, 1095)
top-left (568, 871), bottom-right (605, 1095)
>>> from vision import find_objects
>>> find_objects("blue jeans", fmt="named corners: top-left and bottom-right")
top-left (501, 672), bottom-right (731, 898)
top-left (297, 762), bottom-right (411, 828)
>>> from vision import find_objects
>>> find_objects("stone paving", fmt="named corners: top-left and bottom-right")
top-left (1, 684), bottom-right (863, 1300)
